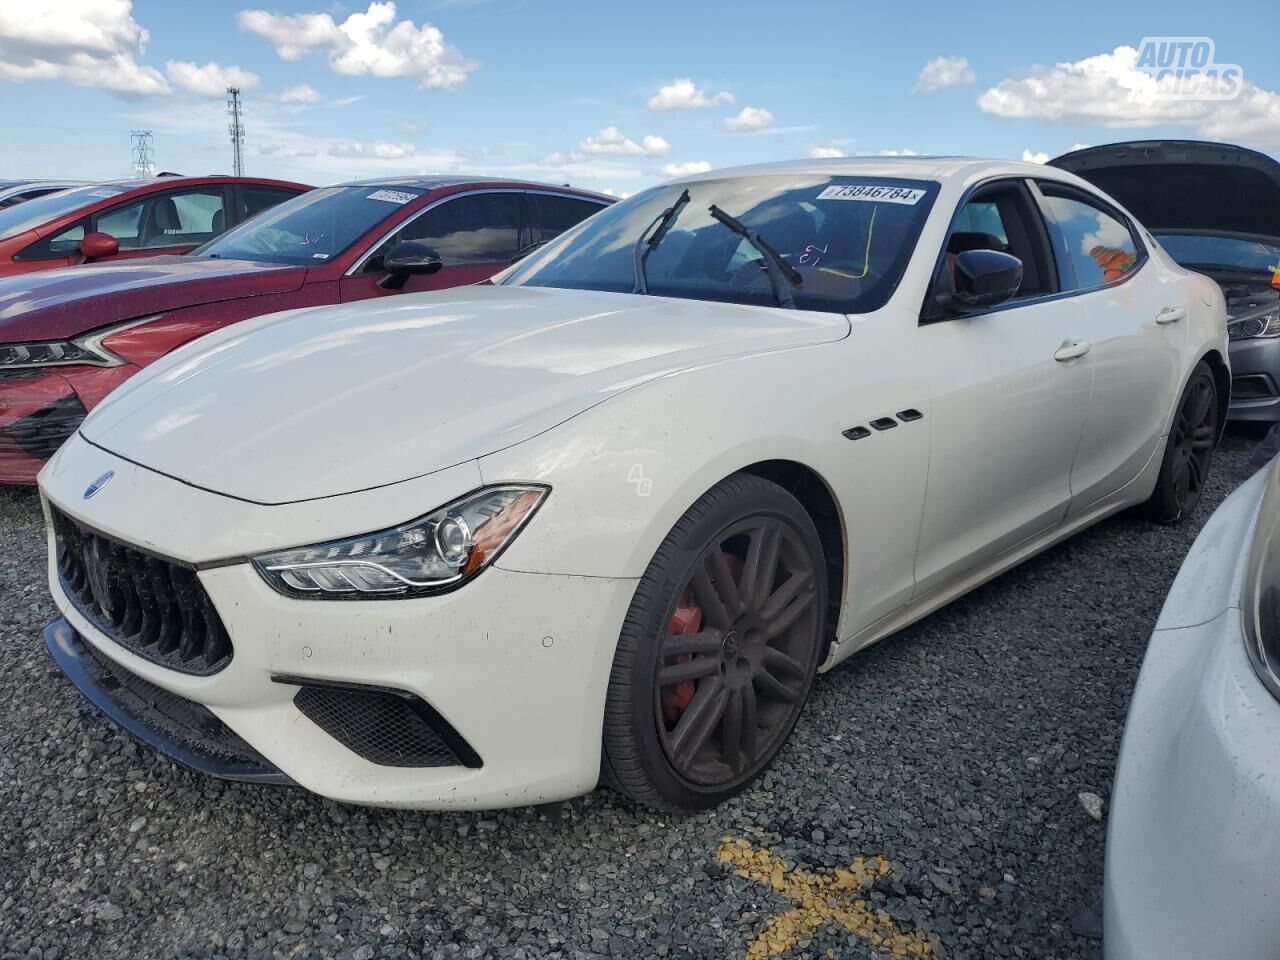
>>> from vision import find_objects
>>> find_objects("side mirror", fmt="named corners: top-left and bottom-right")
top-left (378, 241), bottom-right (443, 290)
top-left (949, 249), bottom-right (1022, 309)
top-left (80, 232), bottom-right (119, 261)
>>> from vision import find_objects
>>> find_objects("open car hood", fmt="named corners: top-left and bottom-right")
top-left (80, 285), bottom-right (850, 505)
top-left (1049, 140), bottom-right (1280, 244)
top-left (0, 256), bottom-right (309, 343)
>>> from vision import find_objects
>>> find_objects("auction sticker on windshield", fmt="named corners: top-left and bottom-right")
top-left (366, 190), bottom-right (418, 204)
top-left (817, 184), bottom-right (926, 205)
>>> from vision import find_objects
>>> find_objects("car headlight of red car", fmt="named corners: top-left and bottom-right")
top-left (0, 319), bottom-right (153, 370)
top-left (252, 485), bottom-right (549, 599)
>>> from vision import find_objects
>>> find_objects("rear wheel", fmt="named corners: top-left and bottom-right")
top-left (602, 474), bottom-right (827, 811)
top-left (1145, 361), bottom-right (1218, 523)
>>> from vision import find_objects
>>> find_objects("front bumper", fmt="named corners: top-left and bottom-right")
top-left (1104, 464), bottom-right (1280, 959)
top-left (1227, 336), bottom-right (1280, 422)
top-left (0, 365), bottom-right (132, 483)
top-left (39, 441), bottom-right (638, 810)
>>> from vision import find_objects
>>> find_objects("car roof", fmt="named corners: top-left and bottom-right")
top-left (334, 175), bottom-right (613, 200)
top-left (673, 156), bottom-right (1076, 186)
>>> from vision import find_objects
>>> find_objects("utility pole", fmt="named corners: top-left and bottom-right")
top-left (227, 87), bottom-right (245, 176)
top-left (129, 130), bottom-right (155, 177)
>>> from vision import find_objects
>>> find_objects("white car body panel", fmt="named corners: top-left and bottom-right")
top-left (38, 157), bottom-right (1230, 808)
top-left (1104, 462), bottom-right (1278, 960)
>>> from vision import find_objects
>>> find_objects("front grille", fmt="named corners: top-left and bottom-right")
top-left (1233, 374), bottom-right (1276, 400)
top-left (8, 393), bottom-right (86, 460)
top-left (291, 682), bottom-right (481, 768)
top-left (52, 508), bottom-right (233, 675)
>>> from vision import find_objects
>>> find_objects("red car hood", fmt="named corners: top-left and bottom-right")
top-left (0, 256), bottom-right (309, 343)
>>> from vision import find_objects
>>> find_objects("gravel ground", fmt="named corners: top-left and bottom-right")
top-left (0, 431), bottom-right (1263, 960)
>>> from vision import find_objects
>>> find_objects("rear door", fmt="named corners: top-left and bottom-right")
top-left (1030, 180), bottom-right (1187, 512)
top-left (339, 190), bottom-right (523, 301)
top-left (523, 191), bottom-right (610, 257)
top-left (913, 178), bottom-right (1094, 597)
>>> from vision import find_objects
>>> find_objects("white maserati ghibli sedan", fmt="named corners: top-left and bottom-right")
top-left (37, 157), bottom-right (1228, 811)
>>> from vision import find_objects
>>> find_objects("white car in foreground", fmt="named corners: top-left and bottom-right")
top-left (39, 157), bottom-right (1227, 811)
top-left (1104, 452), bottom-right (1280, 959)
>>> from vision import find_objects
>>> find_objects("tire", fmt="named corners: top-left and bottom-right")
top-left (1144, 360), bottom-right (1218, 523)
top-left (601, 473), bottom-right (827, 812)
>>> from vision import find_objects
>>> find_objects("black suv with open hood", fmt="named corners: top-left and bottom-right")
top-left (1051, 140), bottom-right (1280, 422)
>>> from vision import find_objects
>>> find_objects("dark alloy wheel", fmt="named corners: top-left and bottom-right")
top-left (1146, 360), bottom-right (1218, 523)
top-left (602, 474), bottom-right (828, 811)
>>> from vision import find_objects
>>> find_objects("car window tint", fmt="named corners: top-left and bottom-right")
top-left (951, 201), bottom-right (1009, 245)
top-left (98, 189), bottom-right (228, 250)
top-left (528, 194), bottom-right (607, 245)
top-left (399, 193), bottom-right (521, 265)
top-left (1042, 191), bottom-right (1140, 288)
top-left (241, 186), bottom-right (300, 221)
top-left (15, 218), bottom-right (87, 260)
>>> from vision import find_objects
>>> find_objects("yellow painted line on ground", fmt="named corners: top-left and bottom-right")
top-left (718, 837), bottom-right (934, 959)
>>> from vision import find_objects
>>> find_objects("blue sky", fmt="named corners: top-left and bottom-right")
top-left (1, 0), bottom-right (1277, 194)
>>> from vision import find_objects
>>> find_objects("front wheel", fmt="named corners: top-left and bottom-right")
top-left (1145, 360), bottom-right (1218, 523)
top-left (602, 474), bottom-right (827, 812)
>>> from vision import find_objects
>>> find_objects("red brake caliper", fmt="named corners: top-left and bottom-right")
top-left (661, 596), bottom-right (703, 725)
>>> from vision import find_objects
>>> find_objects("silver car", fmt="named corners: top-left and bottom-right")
top-left (1053, 141), bottom-right (1280, 423)
top-left (1104, 452), bottom-right (1280, 958)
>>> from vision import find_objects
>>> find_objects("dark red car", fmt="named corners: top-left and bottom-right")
top-left (0, 176), bottom-right (310, 278)
top-left (0, 176), bottom-right (613, 482)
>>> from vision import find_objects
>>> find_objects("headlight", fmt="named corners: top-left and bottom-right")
top-left (0, 318), bottom-right (154, 369)
top-left (252, 485), bottom-right (548, 599)
top-left (1228, 310), bottom-right (1280, 341)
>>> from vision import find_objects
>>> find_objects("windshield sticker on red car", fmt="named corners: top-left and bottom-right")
top-left (817, 185), bottom-right (925, 205)
top-left (366, 190), bottom-right (417, 204)
top-left (86, 189), bottom-right (124, 199)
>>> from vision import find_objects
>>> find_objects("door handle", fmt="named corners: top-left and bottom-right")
top-left (1054, 339), bottom-right (1091, 362)
top-left (1156, 306), bottom-right (1187, 325)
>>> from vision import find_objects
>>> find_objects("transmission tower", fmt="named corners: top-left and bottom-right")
top-left (227, 87), bottom-right (245, 176)
top-left (129, 130), bottom-right (155, 177)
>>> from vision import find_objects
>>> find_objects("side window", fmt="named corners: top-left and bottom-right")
top-left (1039, 187), bottom-right (1141, 289)
top-left (397, 193), bottom-right (521, 265)
top-left (527, 194), bottom-right (607, 246)
top-left (926, 181), bottom-right (1053, 318)
top-left (240, 186), bottom-right (300, 222)
top-left (94, 188), bottom-right (228, 250)
top-left (16, 219), bottom-right (86, 260)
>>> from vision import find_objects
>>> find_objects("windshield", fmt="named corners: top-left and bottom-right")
top-left (195, 185), bottom-right (425, 265)
top-left (0, 183), bottom-right (130, 241)
top-left (500, 175), bottom-right (938, 313)
top-left (1156, 234), bottom-right (1280, 274)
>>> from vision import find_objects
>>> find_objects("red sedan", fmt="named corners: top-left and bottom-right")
top-left (0, 176), bottom-right (612, 483)
top-left (0, 176), bottom-right (310, 278)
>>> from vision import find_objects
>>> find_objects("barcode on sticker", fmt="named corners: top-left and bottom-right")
top-left (817, 185), bottom-right (926, 205)
top-left (367, 189), bottom-right (417, 204)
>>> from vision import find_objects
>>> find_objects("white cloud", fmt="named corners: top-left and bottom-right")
top-left (1021, 149), bottom-right (1050, 164)
top-left (913, 56), bottom-right (975, 93)
top-left (661, 160), bottom-right (712, 177)
top-left (807, 146), bottom-right (846, 159)
top-left (0, 0), bottom-right (169, 97)
top-left (978, 45), bottom-right (1280, 144)
top-left (239, 1), bottom-right (476, 90)
top-left (327, 139), bottom-right (416, 160)
top-left (578, 126), bottom-right (670, 157)
top-left (878, 148), bottom-right (919, 157)
top-left (165, 60), bottom-right (260, 97)
top-left (396, 119), bottom-right (426, 134)
top-left (723, 106), bottom-right (774, 132)
top-left (647, 77), bottom-right (734, 111)
top-left (276, 83), bottom-right (323, 104)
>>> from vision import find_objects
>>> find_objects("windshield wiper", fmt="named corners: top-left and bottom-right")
top-left (707, 204), bottom-right (802, 309)
top-left (633, 189), bottom-right (690, 294)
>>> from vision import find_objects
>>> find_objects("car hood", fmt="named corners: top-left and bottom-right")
top-left (0, 256), bottom-right (309, 343)
top-left (80, 285), bottom-right (851, 505)
top-left (1049, 140), bottom-right (1280, 244)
